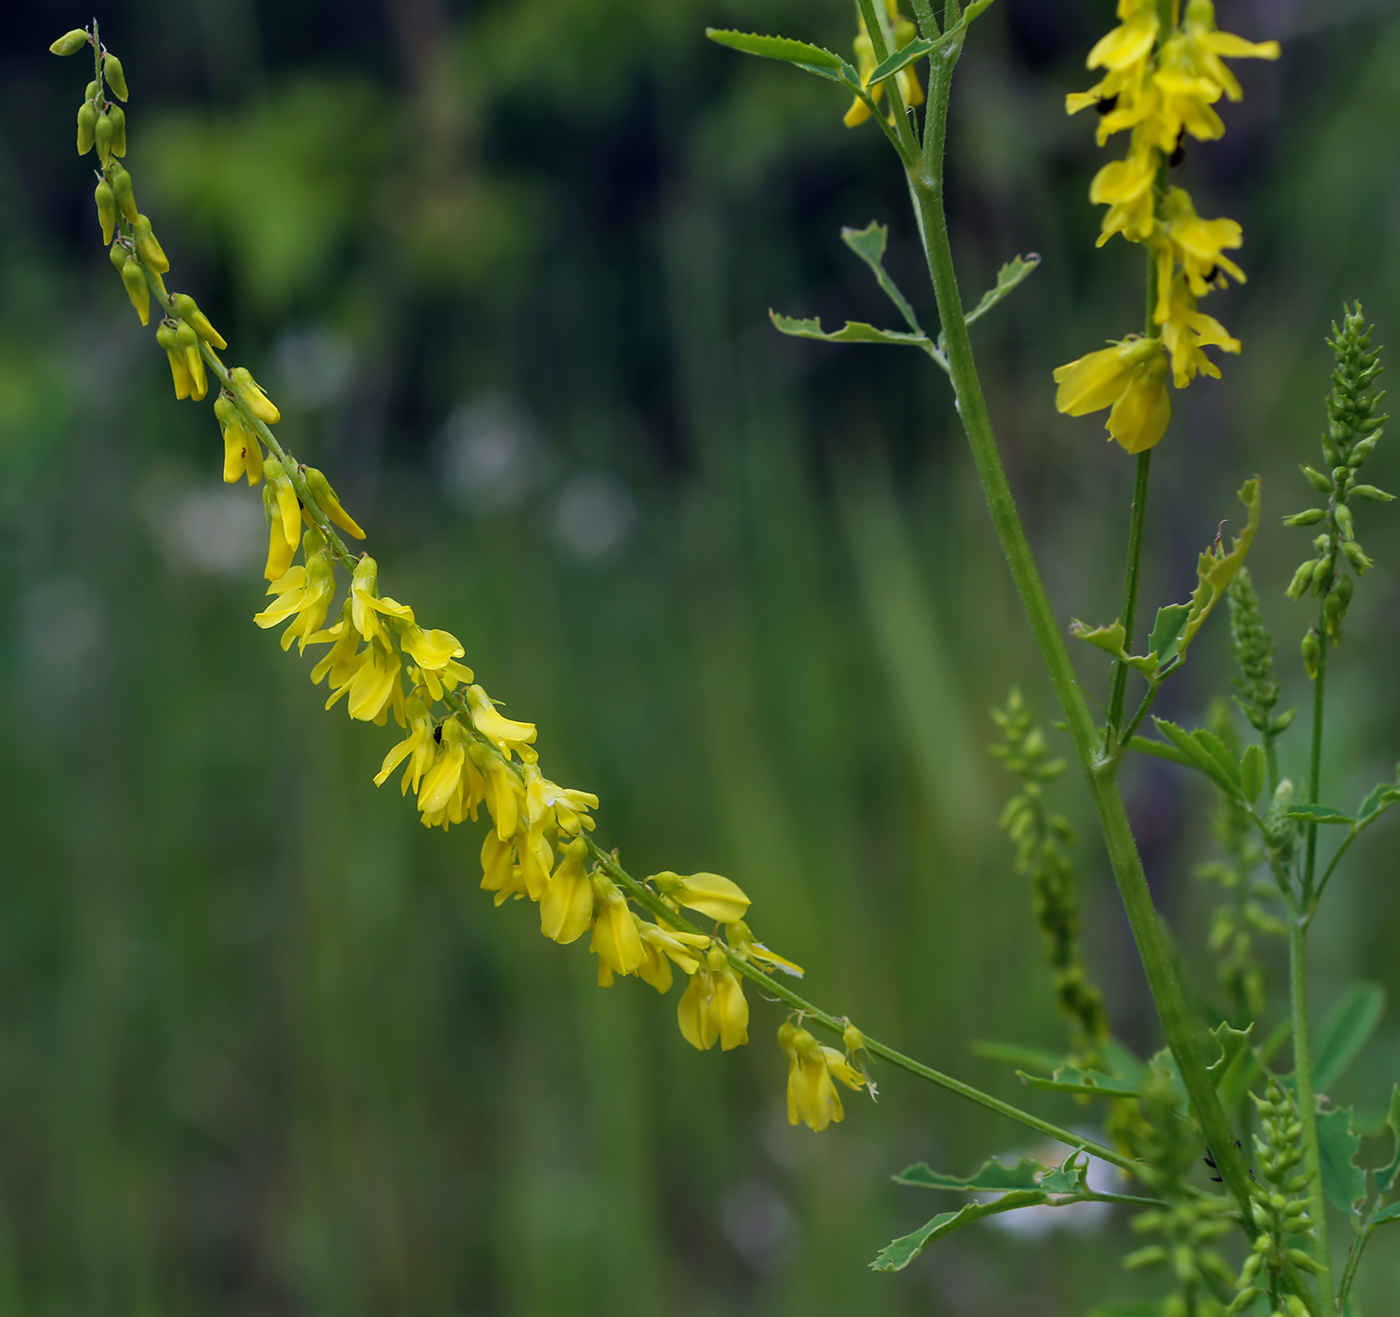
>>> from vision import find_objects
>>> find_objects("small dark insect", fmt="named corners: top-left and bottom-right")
top-left (1168, 132), bottom-right (1187, 168)
top-left (1095, 94), bottom-right (1118, 116)
top-left (433, 724), bottom-right (443, 744)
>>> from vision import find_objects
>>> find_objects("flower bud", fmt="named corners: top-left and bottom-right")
top-left (215, 393), bottom-right (263, 485)
top-left (107, 105), bottom-right (126, 157)
top-left (94, 112), bottom-right (114, 166)
top-left (119, 255), bottom-right (150, 325)
top-left (304, 466), bottom-right (367, 539)
top-left (1298, 464), bottom-right (1332, 493)
top-left (156, 321), bottom-right (193, 399)
top-left (1341, 539), bottom-right (1373, 574)
top-left (94, 181), bottom-right (117, 245)
top-left (1351, 483), bottom-right (1396, 502)
top-left (77, 101), bottom-right (98, 155)
top-left (109, 164), bottom-right (138, 223)
top-left (1282, 507), bottom-right (1325, 527)
top-left (1123, 1245), bottom-right (1168, 1271)
top-left (1334, 503), bottom-right (1354, 539)
top-left (1301, 628), bottom-right (1321, 681)
top-left (1348, 432), bottom-right (1380, 466)
top-left (50, 29), bottom-right (90, 56)
top-left (85, 81), bottom-right (99, 100)
top-left (176, 321), bottom-right (208, 400)
top-left (1284, 560), bottom-right (1316, 599)
top-left (229, 366), bottom-right (281, 425)
top-left (131, 214), bottom-right (169, 273)
top-left (103, 53), bottom-right (129, 101)
top-left (171, 293), bottom-right (227, 349)
top-left (1310, 553), bottom-right (1334, 595)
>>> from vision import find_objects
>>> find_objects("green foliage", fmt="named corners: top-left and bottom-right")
top-left (1314, 983), bottom-right (1386, 1092)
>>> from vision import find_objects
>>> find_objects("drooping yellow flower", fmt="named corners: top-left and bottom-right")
top-left (1054, 337), bottom-right (1171, 454)
top-left (540, 836), bottom-right (594, 944)
top-left (214, 393), bottom-right (263, 486)
top-left (677, 946), bottom-right (750, 1051)
top-left (590, 875), bottom-right (648, 985)
top-left (842, 1), bottom-right (924, 129)
top-left (1158, 275), bottom-right (1240, 387)
top-left (1179, 0), bottom-right (1280, 104)
top-left (260, 458), bottom-right (303, 581)
top-left (1153, 187), bottom-right (1245, 309)
top-left (253, 528), bottom-right (336, 652)
top-left (651, 870), bottom-right (751, 924)
top-left (465, 684), bottom-right (537, 756)
top-left (413, 715), bottom-right (487, 827)
top-left (1089, 130), bottom-right (1159, 246)
top-left (1085, 0), bottom-right (1159, 76)
top-left (303, 467), bottom-right (365, 540)
top-left (349, 556), bottom-right (413, 646)
top-left (779, 1021), bottom-right (865, 1132)
top-left (726, 918), bottom-right (804, 978)
top-left (374, 693), bottom-right (437, 794)
top-left (634, 919), bottom-right (711, 994)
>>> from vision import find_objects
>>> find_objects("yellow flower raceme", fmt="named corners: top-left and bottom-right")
top-left (842, 1), bottom-right (924, 130)
top-left (1054, 337), bottom-right (1171, 455)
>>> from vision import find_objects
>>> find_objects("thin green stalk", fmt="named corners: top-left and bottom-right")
top-left (1304, 622), bottom-right (1328, 907)
top-left (906, 34), bottom-right (1261, 1224)
top-left (1289, 920), bottom-right (1335, 1310)
top-left (1107, 451), bottom-right (1153, 741)
top-left (585, 841), bottom-right (1144, 1175)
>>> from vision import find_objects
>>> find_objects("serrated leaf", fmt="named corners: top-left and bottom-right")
top-left (1241, 743), bottom-right (1265, 803)
top-left (1374, 1085), bottom-right (1400, 1197)
top-left (1152, 719), bottom-right (1240, 796)
top-left (893, 1156), bottom-right (1046, 1193)
top-left (704, 30), bottom-right (849, 83)
top-left (1317, 1106), bottom-right (1366, 1215)
top-left (840, 222), bottom-right (925, 334)
top-left (1208, 1020), bottom-right (1254, 1077)
top-left (1191, 728), bottom-right (1243, 788)
top-left (1037, 1149), bottom-right (1088, 1195)
top-left (972, 1040), bottom-right (1068, 1074)
top-left (869, 1190), bottom-right (1047, 1271)
top-left (1285, 806), bottom-right (1354, 825)
top-left (769, 311), bottom-right (938, 356)
top-left (1018, 1066), bottom-right (1138, 1098)
top-left (1314, 983), bottom-right (1386, 1091)
top-left (1070, 618), bottom-right (1128, 661)
top-left (867, 36), bottom-right (936, 85)
top-left (962, 254), bottom-right (1041, 328)
top-left (1208, 1021), bottom-right (1256, 1110)
top-left (1146, 603), bottom-right (1191, 673)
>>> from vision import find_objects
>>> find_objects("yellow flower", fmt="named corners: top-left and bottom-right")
top-left (677, 946), bottom-right (749, 1051)
top-left (726, 919), bottom-right (804, 978)
top-left (155, 322), bottom-right (195, 400)
top-left (540, 836), bottom-right (594, 944)
top-left (1180, 0), bottom-right (1280, 104)
top-left (253, 529), bottom-right (336, 652)
top-left (214, 394), bottom-right (263, 486)
top-left (651, 870), bottom-right (751, 924)
top-left (1054, 336), bottom-right (1171, 454)
top-left (634, 919), bottom-right (711, 994)
top-left (465, 684), bottom-right (537, 756)
top-left (590, 875), bottom-right (648, 985)
top-left (303, 467), bottom-right (365, 540)
top-left (842, 2), bottom-right (924, 129)
top-left (260, 458), bottom-right (303, 581)
top-left (778, 1022), bottom-right (865, 1131)
top-left (1153, 187), bottom-right (1245, 311)
top-left (1085, 0), bottom-right (1159, 75)
top-left (1158, 275), bottom-right (1240, 387)
top-left (308, 600), bottom-right (361, 698)
top-left (1089, 130), bottom-right (1159, 246)
top-left (1152, 32), bottom-right (1225, 144)
top-left (228, 366), bottom-right (280, 426)
top-left (399, 624), bottom-right (472, 701)
top-left (373, 693), bottom-right (437, 794)
top-left (340, 638), bottom-right (403, 725)
top-left (414, 715), bottom-right (487, 827)
top-left (349, 556), bottom-right (414, 646)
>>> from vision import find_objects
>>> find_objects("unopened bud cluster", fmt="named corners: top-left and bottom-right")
top-left (1285, 306), bottom-right (1390, 663)
top-left (1227, 570), bottom-right (1291, 739)
top-left (54, 27), bottom-right (843, 1128)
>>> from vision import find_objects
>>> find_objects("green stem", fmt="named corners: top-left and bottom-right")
top-left (1304, 622), bottom-right (1328, 907)
top-left (1107, 451), bottom-right (1152, 741)
top-left (585, 841), bottom-right (1142, 1174)
top-left (906, 33), bottom-right (1260, 1225)
top-left (1289, 918), bottom-right (1336, 1310)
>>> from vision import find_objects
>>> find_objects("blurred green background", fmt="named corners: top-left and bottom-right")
top-left (4, 0), bottom-right (1400, 1311)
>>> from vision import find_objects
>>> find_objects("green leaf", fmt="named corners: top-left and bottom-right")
top-left (1314, 983), bottom-right (1386, 1091)
top-left (1208, 1021), bottom-right (1257, 1111)
top-left (971, 1040), bottom-right (1067, 1074)
top-left (1285, 805), bottom-right (1354, 825)
top-left (1069, 618), bottom-right (1128, 661)
top-left (867, 37), bottom-right (936, 85)
top-left (1355, 773), bottom-right (1400, 827)
top-left (962, 254), bottom-right (1041, 328)
top-left (1241, 743), bottom-right (1265, 804)
top-left (769, 311), bottom-right (939, 358)
top-left (1152, 719), bottom-right (1240, 797)
top-left (1317, 1106), bottom-right (1366, 1215)
top-left (1374, 1085), bottom-right (1400, 1197)
top-left (1037, 1149), bottom-right (1088, 1195)
top-left (703, 30), bottom-right (849, 84)
top-left (1087, 1307), bottom-right (1163, 1317)
top-left (1145, 603), bottom-right (1191, 673)
top-left (1018, 1066), bottom-right (1138, 1098)
top-left (1191, 728), bottom-right (1243, 788)
top-left (893, 1156), bottom-right (1045, 1193)
top-left (870, 1190), bottom-right (1047, 1271)
top-left (1370, 1198), bottom-right (1400, 1225)
top-left (840, 222), bottom-right (924, 334)
top-left (1129, 735), bottom-right (1195, 769)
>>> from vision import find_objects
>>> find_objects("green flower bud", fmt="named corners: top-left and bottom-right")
top-left (85, 80), bottom-right (99, 100)
top-left (103, 53), bottom-right (129, 101)
top-left (49, 29), bottom-right (90, 56)
top-left (109, 164), bottom-right (138, 223)
top-left (1342, 540), bottom-right (1373, 574)
top-left (1225, 1288), bottom-right (1261, 1316)
top-left (94, 111), bottom-right (114, 166)
top-left (1284, 560), bottom-right (1316, 598)
top-left (107, 105), bottom-right (126, 157)
top-left (1283, 507), bottom-right (1326, 527)
top-left (1348, 432), bottom-right (1381, 466)
top-left (94, 181), bottom-right (116, 245)
top-left (131, 214), bottom-right (169, 273)
top-left (120, 256), bottom-right (150, 325)
top-left (171, 293), bottom-right (227, 349)
top-left (1311, 554), bottom-right (1334, 595)
top-left (1351, 483), bottom-right (1395, 502)
top-left (1122, 1245), bottom-right (1168, 1271)
top-left (109, 239), bottom-right (129, 273)
top-left (1301, 628), bottom-right (1322, 681)
top-left (1299, 464), bottom-right (1332, 493)
top-left (1334, 503), bottom-right (1354, 539)
top-left (76, 100), bottom-right (98, 155)
top-left (1321, 433), bottom-right (1342, 467)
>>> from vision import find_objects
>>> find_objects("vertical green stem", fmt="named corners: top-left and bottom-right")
top-left (1107, 451), bottom-right (1152, 740)
top-left (1290, 920), bottom-right (1335, 1310)
top-left (907, 36), bottom-right (1258, 1224)
top-left (1304, 626), bottom-right (1328, 907)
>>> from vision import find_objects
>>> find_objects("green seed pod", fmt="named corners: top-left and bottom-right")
top-left (1283, 507), bottom-right (1326, 527)
top-left (1334, 503), bottom-right (1354, 539)
top-left (94, 111), bottom-right (114, 166)
top-left (103, 53), bottom-right (129, 101)
top-left (77, 100), bottom-right (98, 154)
top-left (107, 105), bottom-right (126, 157)
top-left (1342, 540), bottom-right (1374, 574)
top-left (109, 164), bottom-right (138, 223)
top-left (1351, 483), bottom-right (1395, 502)
top-left (1301, 628), bottom-right (1322, 681)
top-left (131, 214), bottom-right (169, 273)
top-left (1284, 559), bottom-right (1317, 599)
top-left (49, 29), bottom-right (90, 56)
top-left (1299, 464), bottom-right (1332, 493)
top-left (94, 181), bottom-right (117, 244)
top-left (120, 256), bottom-right (150, 325)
